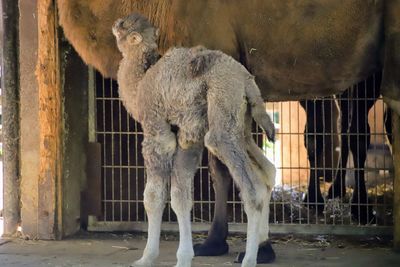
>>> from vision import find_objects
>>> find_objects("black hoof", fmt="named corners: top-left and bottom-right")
top-left (351, 204), bottom-right (375, 225)
top-left (234, 241), bottom-right (276, 264)
top-left (193, 240), bottom-right (229, 256)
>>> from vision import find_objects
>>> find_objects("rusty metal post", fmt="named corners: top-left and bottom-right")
top-left (393, 113), bottom-right (400, 251)
top-left (1, 0), bottom-right (21, 236)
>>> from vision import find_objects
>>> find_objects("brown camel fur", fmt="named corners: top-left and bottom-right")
top-left (57, 0), bottom-right (400, 106)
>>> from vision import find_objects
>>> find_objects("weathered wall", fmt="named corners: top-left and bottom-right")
top-left (61, 43), bottom-right (88, 237)
top-left (19, 0), bottom-right (40, 238)
top-left (17, 0), bottom-right (88, 239)
top-left (2, 0), bottom-right (21, 236)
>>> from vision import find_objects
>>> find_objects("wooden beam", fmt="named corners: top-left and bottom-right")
top-left (36, 0), bottom-right (62, 239)
top-left (393, 113), bottom-right (400, 251)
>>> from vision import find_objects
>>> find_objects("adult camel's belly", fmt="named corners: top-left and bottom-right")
top-left (58, 0), bottom-right (386, 101)
top-left (231, 0), bottom-right (384, 101)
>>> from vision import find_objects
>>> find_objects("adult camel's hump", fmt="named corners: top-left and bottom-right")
top-left (57, 0), bottom-right (400, 102)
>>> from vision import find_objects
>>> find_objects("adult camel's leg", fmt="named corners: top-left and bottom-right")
top-left (349, 75), bottom-right (379, 224)
top-left (349, 114), bottom-right (371, 224)
top-left (171, 141), bottom-right (204, 267)
top-left (300, 100), bottom-right (325, 212)
top-left (193, 154), bottom-right (231, 256)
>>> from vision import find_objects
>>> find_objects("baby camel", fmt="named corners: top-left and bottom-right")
top-left (113, 13), bottom-right (276, 267)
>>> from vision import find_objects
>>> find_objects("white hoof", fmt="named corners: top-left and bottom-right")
top-left (241, 257), bottom-right (256, 267)
top-left (174, 260), bottom-right (192, 267)
top-left (130, 257), bottom-right (154, 267)
top-left (175, 255), bottom-right (193, 267)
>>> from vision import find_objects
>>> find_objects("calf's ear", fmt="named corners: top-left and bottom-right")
top-left (127, 32), bottom-right (143, 45)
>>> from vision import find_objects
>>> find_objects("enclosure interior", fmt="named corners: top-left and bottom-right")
top-left (93, 71), bottom-right (393, 232)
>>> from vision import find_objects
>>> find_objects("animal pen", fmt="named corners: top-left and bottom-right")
top-left (88, 71), bottom-right (394, 236)
top-left (2, 0), bottom-right (400, 248)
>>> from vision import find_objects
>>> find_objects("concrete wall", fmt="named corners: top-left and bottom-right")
top-left (61, 43), bottom-right (89, 237)
top-left (19, 0), bottom-right (40, 238)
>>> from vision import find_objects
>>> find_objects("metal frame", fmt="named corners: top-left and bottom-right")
top-left (90, 70), bottom-right (394, 235)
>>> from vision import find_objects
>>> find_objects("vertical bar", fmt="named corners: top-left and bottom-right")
top-left (314, 100), bottom-right (319, 224)
top-left (102, 76), bottom-right (107, 221)
top-left (119, 94), bottom-right (123, 221)
top-left (200, 157), bottom-right (203, 223)
top-left (393, 112), bottom-right (400, 250)
top-left (330, 96), bottom-right (335, 225)
top-left (288, 102), bottom-right (293, 224)
top-left (321, 98), bottom-right (325, 225)
top-left (1, 0), bottom-right (20, 236)
top-left (382, 99), bottom-right (388, 227)
top-left (357, 82), bottom-right (361, 225)
top-left (280, 102), bottom-right (285, 224)
top-left (88, 67), bottom-right (96, 143)
top-left (134, 121), bottom-right (139, 221)
top-left (206, 167), bottom-right (215, 222)
top-left (364, 78), bottom-right (369, 224)
top-left (111, 80), bottom-right (115, 221)
top-left (304, 101), bottom-right (310, 225)
top-left (127, 106), bottom-right (131, 221)
top-left (373, 75), bottom-right (379, 225)
top-left (297, 101), bottom-right (301, 224)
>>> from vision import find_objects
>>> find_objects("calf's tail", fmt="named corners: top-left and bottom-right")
top-left (245, 77), bottom-right (276, 142)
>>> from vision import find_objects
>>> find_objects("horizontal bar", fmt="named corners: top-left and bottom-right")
top-left (100, 199), bottom-right (391, 207)
top-left (95, 131), bottom-right (390, 136)
top-left (96, 97), bottom-right (386, 101)
top-left (99, 165), bottom-right (393, 171)
top-left (88, 220), bottom-right (393, 237)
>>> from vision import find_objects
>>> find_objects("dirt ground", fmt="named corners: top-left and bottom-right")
top-left (0, 232), bottom-right (399, 267)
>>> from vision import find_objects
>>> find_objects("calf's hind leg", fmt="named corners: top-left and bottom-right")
top-left (236, 137), bottom-right (276, 264)
top-left (205, 131), bottom-right (269, 267)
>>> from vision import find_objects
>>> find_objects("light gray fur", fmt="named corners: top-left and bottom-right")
top-left (113, 13), bottom-right (276, 267)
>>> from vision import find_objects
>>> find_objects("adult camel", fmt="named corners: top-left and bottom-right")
top-left (57, 0), bottom-right (400, 263)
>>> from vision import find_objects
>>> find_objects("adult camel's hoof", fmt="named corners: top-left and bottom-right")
top-left (193, 240), bottom-right (229, 256)
top-left (234, 241), bottom-right (276, 264)
top-left (351, 203), bottom-right (375, 225)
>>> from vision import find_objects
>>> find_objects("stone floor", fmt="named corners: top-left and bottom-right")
top-left (0, 232), bottom-right (399, 267)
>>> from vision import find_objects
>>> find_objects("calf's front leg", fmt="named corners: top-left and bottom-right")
top-left (171, 142), bottom-right (204, 267)
top-left (132, 133), bottom-right (176, 267)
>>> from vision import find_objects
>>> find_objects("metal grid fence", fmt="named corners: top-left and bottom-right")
top-left (93, 71), bottom-right (393, 234)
